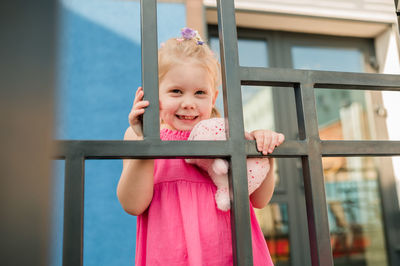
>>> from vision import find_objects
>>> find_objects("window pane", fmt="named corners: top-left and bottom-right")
top-left (314, 88), bottom-right (400, 140)
top-left (323, 156), bottom-right (390, 266)
top-left (238, 39), bottom-right (268, 67)
top-left (255, 203), bottom-right (290, 266)
top-left (210, 37), bottom-right (268, 67)
top-left (242, 86), bottom-right (275, 132)
top-left (292, 46), bottom-right (363, 72)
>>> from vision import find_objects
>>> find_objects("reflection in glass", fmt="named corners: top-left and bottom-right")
top-left (324, 157), bottom-right (389, 266)
top-left (242, 86), bottom-right (275, 132)
top-left (293, 45), bottom-right (390, 265)
top-left (314, 88), bottom-right (390, 142)
top-left (255, 204), bottom-right (290, 266)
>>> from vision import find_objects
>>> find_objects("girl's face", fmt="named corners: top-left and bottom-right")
top-left (159, 61), bottom-right (218, 131)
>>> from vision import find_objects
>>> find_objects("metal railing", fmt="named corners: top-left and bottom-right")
top-left (54, 0), bottom-right (400, 265)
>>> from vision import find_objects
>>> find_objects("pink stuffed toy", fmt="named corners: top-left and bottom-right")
top-left (185, 118), bottom-right (270, 211)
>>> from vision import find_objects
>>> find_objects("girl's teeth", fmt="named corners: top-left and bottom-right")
top-left (178, 115), bottom-right (196, 120)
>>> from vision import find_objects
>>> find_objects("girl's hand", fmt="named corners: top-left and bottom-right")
top-left (128, 87), bottom-right (149, 138)
top-left (245, 130), bottom-right (285, 155)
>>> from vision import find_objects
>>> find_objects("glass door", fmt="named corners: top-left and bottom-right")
top-left (208, 27), bottom-right (398, 266)
top-left (289, 35), bottom-right (391, 266)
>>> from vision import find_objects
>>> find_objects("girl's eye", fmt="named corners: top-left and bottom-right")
top-left (195, 90), bottom-right (206, 95)
top-left (171, 89), bottom-right (182, 94)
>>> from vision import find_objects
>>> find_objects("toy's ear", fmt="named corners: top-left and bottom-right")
top-left (212, 158), bottom-right (229, 175)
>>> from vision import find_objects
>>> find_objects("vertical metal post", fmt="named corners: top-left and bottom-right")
top-left (140, 0), bottom-right (160, 140)
top-left (63, 154), bottom-right (85, 266)
top-left (216, 0), bottom-right (253, 265)
top-left (294, 83), bottom-right (333, 266)
top-left (395, 1), bottom-right (400, 38)
top-left (376, 156), bottom-right (400, 265)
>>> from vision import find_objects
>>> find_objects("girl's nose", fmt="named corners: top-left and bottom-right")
top-left (181, 97), bottom-right (195, 109)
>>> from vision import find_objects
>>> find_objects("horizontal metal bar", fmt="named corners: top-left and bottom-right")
top-left (321, 140), bottom-right (400, 156)
top-left (54, 140), bottom-right (231, 159)
top-left (240, 67), bottom-right (400, 91)
top-left (53, 140), bottom-right (308, 159)
top-left (246, 140), bottom-right (308, 157)
top-left (240, 67), bottom-right (301, 87)
top-left (53, 140), bottom-right (400, 159)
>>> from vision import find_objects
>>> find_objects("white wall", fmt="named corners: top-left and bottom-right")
top-left (204, 0), bottom-right (397, 23)
top-left (376, 26), bottom-right (400, 204)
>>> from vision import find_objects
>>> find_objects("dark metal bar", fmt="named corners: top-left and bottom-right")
top-left (63, 154), bottom-right (85, 266)
top-left (228, 153), bottom-right (254, 266)
top-left (54, 139), bottom-right (400, 159)
top-left (294, 83), bottom-right (333, 266)
top-left (54, 140), bottom-right (231, 159)
top-left (140, 0), bottom-right (160, 140)
top-left (241, 67), bottom-right (400, 91)
top-left (321, 141), bottom-right (400, 156)
top-left (241, 67), bottom-right (305, 87)
top-left (395, 0), bottom-right (400, 60)
top-left (397, 6), bottom-right (400, 38)
top-left (247, 141), bottom-right (308, 157)
top-left (53, 140), bottom-right (308, 159)
top-left (217, 0), bottom-right (253, 265)
top-left (376, 158), bottom-right (400, 266)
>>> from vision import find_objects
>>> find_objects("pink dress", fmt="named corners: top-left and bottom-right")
top-left (135, 129), bottom-right (274, 266)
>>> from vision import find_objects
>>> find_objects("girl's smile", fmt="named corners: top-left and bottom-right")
top-left (159, 61), bottom-right (218, 131)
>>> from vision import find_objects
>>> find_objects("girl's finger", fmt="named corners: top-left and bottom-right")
top-left (135, 87), bottom-right (141, 97)
top-left (278, 133), bottom-right (285, 144)
top-left (133, 87), bottom-right (144, 105)
top-left (255, 133), bottom-right (264, 153)
top-left (131, 98), bottom-right (148, 115)
top-left (133, 100), bottom-right (150, 111)
top-left (134, 87), bottom-right (141, 101)
top-left (129, 102), bottom-right (146, 118)
top-left (263, 133), bottom-right (272, 155)
top-left (268, 134), bottom-right (278, 153)
top-left (128, 109), bottom-right (145, 125)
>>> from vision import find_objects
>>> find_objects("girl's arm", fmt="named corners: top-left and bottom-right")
top-left (250, 158), bottom-right (275, 208)
top-left (117, 87), bottom-right (154, 216)
top-left (245, 130), bottom-right (284, 208)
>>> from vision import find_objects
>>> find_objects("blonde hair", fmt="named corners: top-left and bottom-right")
top-left (158, 36), bottom-right (221, 118)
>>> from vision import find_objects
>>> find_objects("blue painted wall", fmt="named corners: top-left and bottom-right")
top-left (53, 1), bottom-right (186, 265)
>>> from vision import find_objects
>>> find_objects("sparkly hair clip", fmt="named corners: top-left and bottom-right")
top-left (179, 27), bottom-right (204, 45)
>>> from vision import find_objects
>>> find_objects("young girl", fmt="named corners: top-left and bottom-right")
top-left (117, 28), bottom-right (284, 266)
